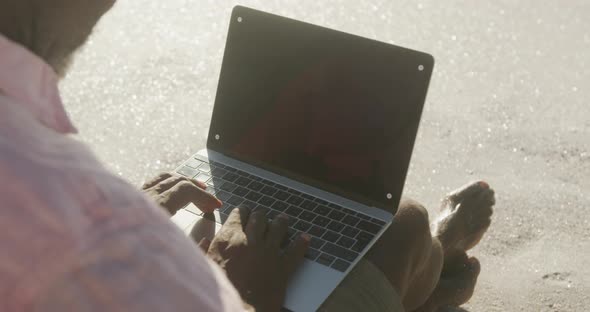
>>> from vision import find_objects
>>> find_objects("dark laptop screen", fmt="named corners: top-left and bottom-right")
top-left (208, 6), bottom-right (434, 212)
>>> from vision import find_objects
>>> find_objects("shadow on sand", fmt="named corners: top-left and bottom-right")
top-left (440, 306), bottom-right (470, 312)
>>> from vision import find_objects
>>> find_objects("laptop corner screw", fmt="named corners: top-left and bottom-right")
top-left (215, 134), bottom-right (221, 140)
top-left (418, 65), bottom-right (424, 71)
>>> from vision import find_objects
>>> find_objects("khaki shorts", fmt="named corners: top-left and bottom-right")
top-left (318, 259), bottom-right (405, 312)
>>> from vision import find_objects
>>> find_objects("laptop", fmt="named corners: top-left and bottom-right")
top-left (172, 6), bottom-right (434, 311)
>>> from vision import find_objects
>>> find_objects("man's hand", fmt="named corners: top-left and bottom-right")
top-left (142, 173), bottom-right (222, 215)
top-left (206, 207), bottom-right (310, 312)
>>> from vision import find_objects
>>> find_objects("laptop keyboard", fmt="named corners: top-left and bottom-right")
top-left (177, 158), bottom-right (387, 273)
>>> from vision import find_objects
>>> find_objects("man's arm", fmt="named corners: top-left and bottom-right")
top-left (34, 222), bottom-right (245, 312)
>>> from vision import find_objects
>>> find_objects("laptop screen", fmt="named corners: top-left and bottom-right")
top-left (208, 6), bottom-right (434, 212)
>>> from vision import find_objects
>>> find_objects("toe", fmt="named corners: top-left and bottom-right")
top-left (476, 188), bottom-right (496, 207)
top-left (445, 181), bottom-right (488, 208)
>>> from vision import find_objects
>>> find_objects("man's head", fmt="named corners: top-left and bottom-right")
top-left (0, 0), bottom-right (115, 77)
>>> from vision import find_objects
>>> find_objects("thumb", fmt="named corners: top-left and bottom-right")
top-left (198, 238), bottom-right (211, 253)
top-left (283, 233), bottom-right (310, 279)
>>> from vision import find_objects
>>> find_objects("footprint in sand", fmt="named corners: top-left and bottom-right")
top-left (542, 272), bottom-right (574, 288)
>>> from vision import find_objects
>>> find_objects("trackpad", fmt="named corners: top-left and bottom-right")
top-left (284, 260), bottom-right (344, 312)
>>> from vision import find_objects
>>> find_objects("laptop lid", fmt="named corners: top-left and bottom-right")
top-left (207, 6), bottom-right (434, 215)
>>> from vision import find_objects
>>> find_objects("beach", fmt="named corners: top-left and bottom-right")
top-left (61, 1), bottom-right (590, 310)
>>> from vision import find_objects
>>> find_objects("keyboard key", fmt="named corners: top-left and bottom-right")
top-left (357, 213), bottom-right (371, 221)
top-left (253, 206), bottom-right (269, 215)
top-left (227, 196), bottom-right (243, 206)
top-left (209, 160), bottom-right (223, 168)
top-left (271, 201), bottom-right (288, 211)
top-left (250, 175), bottom-right (262, 181)
top-left (285, 206), bottom-right (302, 218)
top-left (207, 177), bottom-right (223, 188)
top-left (321, 243), bottom-right (359, 262)
top-left (198, 163), bottom-right (211, 173)
top-left (357, 231), bottom-right (375, 242)
top-left (216, 191), bottom-right (232, 202)
top-left (233, 187), bottom-right (249, 197)
top-left (342, 226), bottom-right (360, 238)
top-left (260, 186), bottom-right (277, 196)
top-left (258, 196), bottom-right (275, 207)
top-left (224, 166), bottom-right (237, 172)
top-left (314, 205), bottom-right (331, 215)
top-left (310, 237), bottom-right (326, 249)
top-left (342, 208), bottom-right (356, 216)
top-left (220, 182), bottom-right (237, 192)
top-left (261, 180), bottom-right (275, 186)
top-left (342, 215), bottom-right (360, 227)
top-left (294, 221), bottom-right (312, 232)
top-left (274, 184), bottom-right (287, 191)
top-left (300, 193), bottom-right (315, 201)
top-left (267, 209), bottom-right (281, 220)
top-left (286, 195), bottom-right (304, 206)
top-left (305, 248), bottom-right (320, 261)
top-left (235, 169), bottom-right (248, 177)
top-left (317, 253), bottom-right (335, 267)
top-left (315, 198), bottom-right (329, 205)
top-left (288, 189), bottom-right (301, 196)
top-left (371, 218), bottom-right (387, 226)
top-left (210, 167), bottom-right (226, 177)
top-left (328, 203), bottom-right (342, 210)
top-left (322, 231), bottom-right (340, 243)
top-left (328, 210), bottom-right (345, 221)
top-left (177, 166), bottom-right (198, 178)
top-left (245, 191), bottom-right (263, 202)
top-left (300, 200), bottom-right (318, 210)
top-left (336, 236), bottom-right (355, 248)
top-left (357, 220), bottom-right (381, 234)
top-left (273, 190), bottom-right (290, 201)
top-left (235, 177), bottom-right (251, 186)
top-left (247, 181), bottom-right (264, 191)
top-left (221, 204), bottom-right (235, 214)
top-left (287, 217), bottom-right (297, 226)
top-left (185, 158), bottom-right (202, 168)
top-left (327, 221), bottom-right (345, 232)
top-left (351, 240), bottom-right (369, 253)
top-left (240, 200), bottom-right (257, 210)
top-left (222, 172), bottom-right (238, 182)
top-left (352, 231), bottom-right (374, 252)
top-left (308, 226), bottom-right (326, 238)
top-left (195, 173), bottom-right (210, 183)
top-left (331, 259), bottom-right (351, 272)
top-left (217, 212), bottom-right (229, 224)
top-left (312, 216), bottom-right (331, 227)
top-left (299, 211), bottom-right (317, 222)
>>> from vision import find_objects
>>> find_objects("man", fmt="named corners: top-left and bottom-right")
top-left (0, 1), bottom-right (495, 311)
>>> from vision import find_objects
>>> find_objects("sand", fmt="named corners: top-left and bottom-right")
top-left (61, 0), bottom-right (589, 310)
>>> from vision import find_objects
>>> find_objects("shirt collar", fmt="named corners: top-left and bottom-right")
top-left (0, 34), bottom-right (77, 134)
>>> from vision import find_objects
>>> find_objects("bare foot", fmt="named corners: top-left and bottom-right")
top-left (433, 181), bottom-right (495, 263)
top-left (414, 252), bottom-right (481, 312)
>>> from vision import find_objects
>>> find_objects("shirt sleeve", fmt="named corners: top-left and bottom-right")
top-left (33, 222), bottom-right (245, 312)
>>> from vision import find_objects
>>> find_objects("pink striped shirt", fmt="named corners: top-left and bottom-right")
top-left (0, 34), bottom-right (244, 311)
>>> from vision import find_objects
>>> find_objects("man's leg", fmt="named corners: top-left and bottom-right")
top-left (366, 181), bottom-right (495, 311)
top-left (365, 198), bottom-right (444, 310)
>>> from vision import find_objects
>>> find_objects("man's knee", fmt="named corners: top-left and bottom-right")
top-left (396, 198), bottom-right (431, 236)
